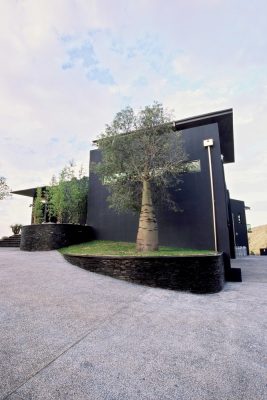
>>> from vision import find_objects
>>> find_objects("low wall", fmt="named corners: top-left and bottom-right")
top-left (20, 224), bottom-right (95, 251)
top-left (63, 253), bottom-right (225, 294)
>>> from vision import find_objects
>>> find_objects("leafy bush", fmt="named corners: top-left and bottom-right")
top-left (46, 162), bottom-right (88, 224)
top-left (32, 187), bottom-right (44, 224)
top-left (0, 177), bottom-right (11, 200)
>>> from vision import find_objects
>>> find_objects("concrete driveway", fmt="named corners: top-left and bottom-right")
top-left (0, 249), bottom-right (266, 400)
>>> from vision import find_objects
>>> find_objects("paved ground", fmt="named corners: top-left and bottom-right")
top-left (0, 249), bottom-right (266, 400)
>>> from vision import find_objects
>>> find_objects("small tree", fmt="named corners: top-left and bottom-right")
top-left (32, 187), bottom-right (44, 224)
top-left (94, 102), bottom-right (188, 252)
top-left (47, 174), bottom-right (65, 223)
top-left (10, 224), bottom-right (23, 235)
top-left (47, 162), bottom-right (88, 224)
top-left (0, 177), bottom-right (11, 200)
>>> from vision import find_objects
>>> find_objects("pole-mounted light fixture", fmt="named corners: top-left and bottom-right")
top-left (203, 138), bottom-right (217, 252)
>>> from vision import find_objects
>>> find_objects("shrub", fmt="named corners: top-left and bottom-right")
top-left (10, 224), bottom-right (23, 234)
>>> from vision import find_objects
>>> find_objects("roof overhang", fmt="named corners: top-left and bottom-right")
top-left (173, 108), bottom-right (234, 163)
top-left (12, 187), bottom-right (46, 198)
top-left (93, 108), bottom-right (235, 163)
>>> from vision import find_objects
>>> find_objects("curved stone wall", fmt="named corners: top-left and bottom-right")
top-left (20, 224), bottom-right (95, 251)
top-left (63, 253), bottom-right (224, 294)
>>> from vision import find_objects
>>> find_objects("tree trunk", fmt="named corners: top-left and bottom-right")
top-left (136, 180), bottom-right (158, 252)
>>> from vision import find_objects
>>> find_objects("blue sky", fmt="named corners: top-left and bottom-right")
top-left (0, 0), bottom-right (267, 235)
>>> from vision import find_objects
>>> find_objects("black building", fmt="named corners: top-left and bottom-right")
top-left (87, 108), bottom-right (248, 259)
top-left (229, 198), bottom-right (250, 255)
top-left (13, 108), bottom-right (249, 261)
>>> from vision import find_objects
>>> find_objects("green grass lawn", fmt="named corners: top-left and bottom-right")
top-left (59, 240), bottom-right (215, 257)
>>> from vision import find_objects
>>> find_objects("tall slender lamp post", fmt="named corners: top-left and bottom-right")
top-left (203, 138), bottom-right (217, 252)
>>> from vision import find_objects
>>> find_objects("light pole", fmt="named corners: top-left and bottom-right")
top-left (203, 138), bottom-right (217, 252)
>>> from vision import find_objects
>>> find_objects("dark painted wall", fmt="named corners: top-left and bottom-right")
top-left (87, 123), bottom-right (231, 255)
top-left (230, 199), bottom-right (249, 254)
top-left (226, 191), bottom-right (236, 258)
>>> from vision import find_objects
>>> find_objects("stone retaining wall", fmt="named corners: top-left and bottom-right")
top-left (20, 224), bottom-right (95, 251)
top-left (63, 253), bottom-right (225, 294)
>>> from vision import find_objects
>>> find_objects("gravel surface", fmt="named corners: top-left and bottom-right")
top-left (0, 249), bottom-right (266, 400)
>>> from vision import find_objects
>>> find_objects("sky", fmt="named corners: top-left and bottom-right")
top-left (0, 0), bottom-right (267, 237)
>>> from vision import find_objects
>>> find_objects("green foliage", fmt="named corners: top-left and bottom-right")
top-left (32, 187), bottom-right (44, 224)
top-left (47, 162), bottom-right (88, 224)
top-left (0, 177), bottom-right (11, 200)
top-left (59, 240), bottom-right (214, 256)
top-left (10, 224), bottom-right (23, 234)
top-left (94, 102), bottom-right (188, 213)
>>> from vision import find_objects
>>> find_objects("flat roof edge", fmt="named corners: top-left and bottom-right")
top-left (173, 108), bottom-right (233, 127)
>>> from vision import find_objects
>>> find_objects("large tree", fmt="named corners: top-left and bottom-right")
top-left (0, 177), bottom-right (11, 200)
top-left (94, 102), bottom-right (188, 252)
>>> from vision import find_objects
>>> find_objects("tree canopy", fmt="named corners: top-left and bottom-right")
top-left (0, 177), bottom-right (11, 200)
top-left (94, 102), bottom-right (188, 251)
top-left (31, 162), bottom-right (88, 225)
top-left (46, 162), bottom-right (88, 224)
top-left (32, 187), bottom-right (44, 224)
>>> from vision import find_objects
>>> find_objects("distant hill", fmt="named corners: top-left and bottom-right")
top-left (248, 224), bottom-right (267, 255)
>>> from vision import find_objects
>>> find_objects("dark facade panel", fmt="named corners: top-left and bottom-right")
top-left (87, 123), bottom-right (231, 255)
top-left (229, 199), bottom-right (249, 254)
top-left (173, 108), bottom-right (234, 163)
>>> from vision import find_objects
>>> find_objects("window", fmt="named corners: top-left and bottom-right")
top-left (247, 224), bottom-right (252, 233)
top-left (185, 160), bottom-right (201, 173)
